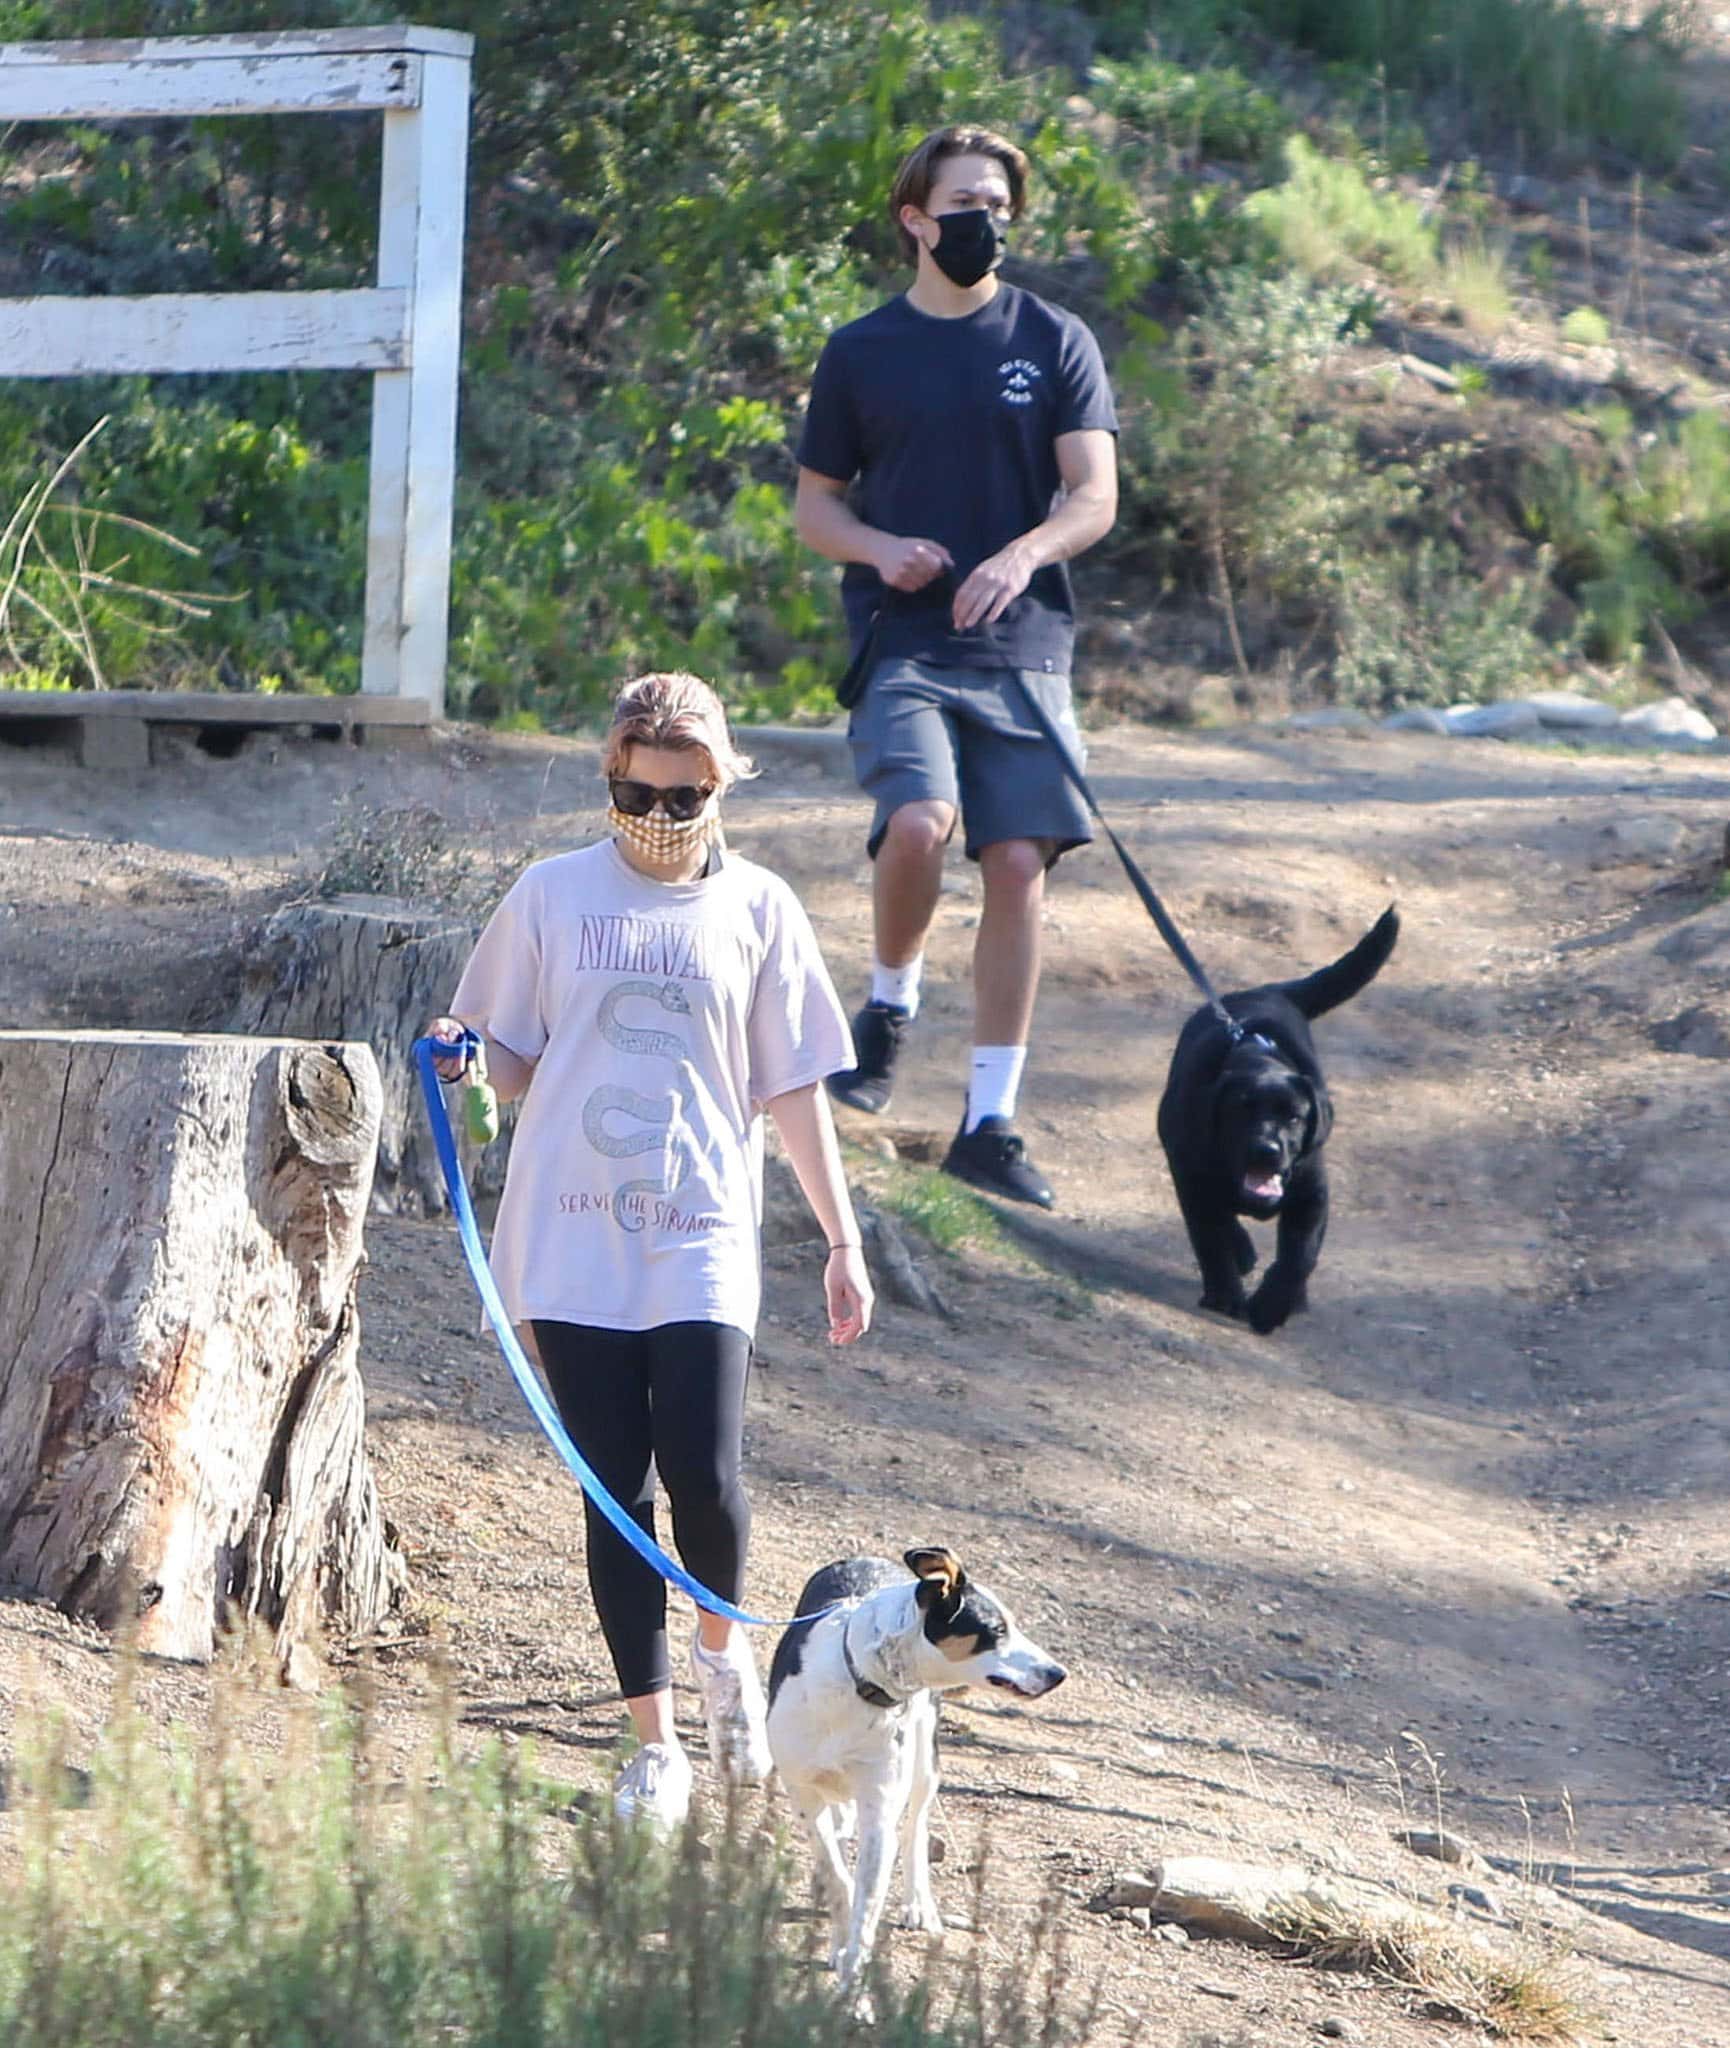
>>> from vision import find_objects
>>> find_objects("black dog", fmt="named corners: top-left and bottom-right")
top-left (1157, 907), bottom-right (1398, 1334)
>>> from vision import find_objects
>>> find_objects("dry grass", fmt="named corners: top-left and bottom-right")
top-left (1444, 236), bottom-right (1517, 334)
top-left (1267, 1896), bottom-right (1592, 2042)
top-left (1322, 1731), bottom-right (1598, 2041)
top-left (310, 794), bottom-right (533, 918)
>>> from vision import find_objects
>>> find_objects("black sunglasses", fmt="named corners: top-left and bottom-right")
top-left (608, 776), bottom-right (716, 822)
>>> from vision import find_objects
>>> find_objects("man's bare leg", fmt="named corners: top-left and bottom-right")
top-left (872, 799), bottom-right (953, 965)
top-left (829, 799), bottom-right (954, 1116)
top-left (973, 837), bottom-right (1046, 1045)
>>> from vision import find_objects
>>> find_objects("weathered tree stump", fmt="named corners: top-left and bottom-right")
top-left (231, 894), bottom-right (506, 1215)
top-left (0, 1030), bottom-right (405, 1664)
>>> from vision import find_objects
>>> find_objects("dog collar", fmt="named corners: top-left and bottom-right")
top-left (841, 1612), bottom-right (904, 1711)
top-left (1227, 1025), bottom-right (1279, 1055)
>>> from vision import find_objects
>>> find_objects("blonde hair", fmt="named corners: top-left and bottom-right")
top-left (601, 672), bottom-right (756, 791)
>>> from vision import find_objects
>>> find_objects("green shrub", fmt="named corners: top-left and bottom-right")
top-left (0, 0), bottom-right (1658, 723)
top-left (1521, 405), bottom-right (1730, 661)
top-left (1244, 137), bottom-right (1439, 291)
top-left (0, 0), bottom-right (1044, 720)
top-left (1028, 113), bottom-right (1254, 300)
top-left (0, 413), bottom-right (244, 689)
top-left (1125, 272), bottom-right (1556, 706)
top-left (0, 1682), bottom-right (1094, 2048)
top-left (1243, 139), bottom-right (1514, 328)
top-left (1085, 0), bottom-right (1688, 169)
top-left (1333, 539), bottom-right (1560, 708)
top-left (1090, 54), bottom-right (1290, 169)
top-left (1560, 305), bottom-right (1613, 347)
top-left (1127, 272), bottom-right (1413, 620)
top-left (0, 376), bottom-right (373, 691)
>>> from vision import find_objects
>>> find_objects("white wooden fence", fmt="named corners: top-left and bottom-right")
top-left (0, 24), bottom-right (473, 715)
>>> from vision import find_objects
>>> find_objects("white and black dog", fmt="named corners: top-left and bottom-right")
top-left (765, 1548), bottom-right (1066, 1994)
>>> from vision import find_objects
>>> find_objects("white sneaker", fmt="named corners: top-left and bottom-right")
top-left (691, 1635), bottom-right (773, 1787)
top-left (612, 1741), bottom-right (692, 1833)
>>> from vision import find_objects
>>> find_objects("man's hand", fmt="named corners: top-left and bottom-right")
top-left (952, 539), bottom-right (1037, 631)
top-left (873, 534), bottom-right (954, 593)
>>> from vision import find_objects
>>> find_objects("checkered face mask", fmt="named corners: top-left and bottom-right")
top-left (608, 799), bottom-right (718, 864)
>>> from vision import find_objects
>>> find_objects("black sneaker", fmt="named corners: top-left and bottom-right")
top-left (942, 1115), bottom-right (1054, 1209)
top-left (827, 1001), bottom-right (910, 1116)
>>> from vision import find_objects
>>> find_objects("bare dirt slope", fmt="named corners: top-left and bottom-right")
top-left (4, 718), bottom-right (1730, 2045)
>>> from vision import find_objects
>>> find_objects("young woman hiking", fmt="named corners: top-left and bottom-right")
top-left (430, 671), bottom-right (872, 1829)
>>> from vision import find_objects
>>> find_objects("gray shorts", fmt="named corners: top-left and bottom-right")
top-left (848, 658), bottom-right (1095, 864)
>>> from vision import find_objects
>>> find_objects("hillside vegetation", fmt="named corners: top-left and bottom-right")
top-left (1, 0), bottom-right (1725, 727)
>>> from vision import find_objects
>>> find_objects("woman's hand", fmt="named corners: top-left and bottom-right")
top-left (427, 1015), bottom-right (472, 1083)
top-left (825, 1244), bottom-right (874, 1346)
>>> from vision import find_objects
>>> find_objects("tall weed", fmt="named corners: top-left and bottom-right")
top-left (0, 1673), bottom-right (1094, 2048)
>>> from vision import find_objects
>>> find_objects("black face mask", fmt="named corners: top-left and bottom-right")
top-left (928, 207), bottom-right (1006, 288)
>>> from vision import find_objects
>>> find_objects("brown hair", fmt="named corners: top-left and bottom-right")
top-left (601, 671), bottom-right (756, 790)
top-left (888, 124), bottom-right (1030, 266)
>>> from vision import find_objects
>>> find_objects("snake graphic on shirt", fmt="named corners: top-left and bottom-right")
top-left (581, 979), bottom-right (696, 1233)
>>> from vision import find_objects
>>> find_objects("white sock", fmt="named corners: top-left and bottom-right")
top-left (870, 953), bottom-right (924, 1017)
top-left (965, 1045), bottom-right (1027, 1132)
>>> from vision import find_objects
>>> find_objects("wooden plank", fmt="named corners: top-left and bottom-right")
top-left (0, 52), bottom-right (421, 120)
top-left (0, 289), bottom-right (410, 376)
top-left (0, 27), bottom-right (473, 64)
top-left (0, 690), bottom-right (431, 726)
top-left (361, 53), bottom-right (469, 714)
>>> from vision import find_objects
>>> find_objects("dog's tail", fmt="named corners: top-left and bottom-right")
top-left (1279, 905), bottom-right (1400, 1019)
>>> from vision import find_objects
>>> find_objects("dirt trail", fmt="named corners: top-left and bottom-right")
top-left (3, 720), bottom-right (1730, 2043)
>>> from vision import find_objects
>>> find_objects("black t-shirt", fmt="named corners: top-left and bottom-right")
top-left (796, 283), bottom-right (1118, 674)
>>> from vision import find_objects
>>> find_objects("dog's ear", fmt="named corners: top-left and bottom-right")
top-left (905, 1547), bottom-right (968, 1607)
top-left (1298, 1074), bottom-right (1334, 1150)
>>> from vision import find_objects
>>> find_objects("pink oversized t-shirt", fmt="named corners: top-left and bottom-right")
top-left (449, 839), bottom-right (852, 1339)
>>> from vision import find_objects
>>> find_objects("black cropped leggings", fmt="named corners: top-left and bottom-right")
top-left (531, 1319), bottom-right (753, 1699)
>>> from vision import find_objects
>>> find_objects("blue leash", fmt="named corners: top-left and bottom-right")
top-left (413, 1033), bottom-right (793, 1628)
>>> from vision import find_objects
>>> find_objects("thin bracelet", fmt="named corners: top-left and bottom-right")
top-left (827, 1240), bottom-right (862, 1253)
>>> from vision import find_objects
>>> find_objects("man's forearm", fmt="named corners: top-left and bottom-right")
top-left (1012, 481), bottom-right (1117, 572)
top-left (796, 485), bottom-right (887, 571)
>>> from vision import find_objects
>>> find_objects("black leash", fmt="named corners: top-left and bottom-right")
top-left (1011, 677), bottom-right (1249, 1045)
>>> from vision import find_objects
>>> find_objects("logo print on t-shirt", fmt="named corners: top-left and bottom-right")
top-left (581, 979), bottom-right (698, 1234)
top-left (998, 357), bottom-right (1042, 407)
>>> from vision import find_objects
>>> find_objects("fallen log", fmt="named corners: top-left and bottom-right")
top-left (0, 1029), bottom-right (405, 1665)
top-left (1088, 1854), bottom-right (1561, 2030)
top-left (1090, 1857), bottom-right (1421, 1946)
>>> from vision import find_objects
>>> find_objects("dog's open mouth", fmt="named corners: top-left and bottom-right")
top-left (1241, 1170), bottom-right (1284, 1202)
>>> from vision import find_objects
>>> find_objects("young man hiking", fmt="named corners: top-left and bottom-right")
top-left (795, 123), bottom-right (1118, 1209)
